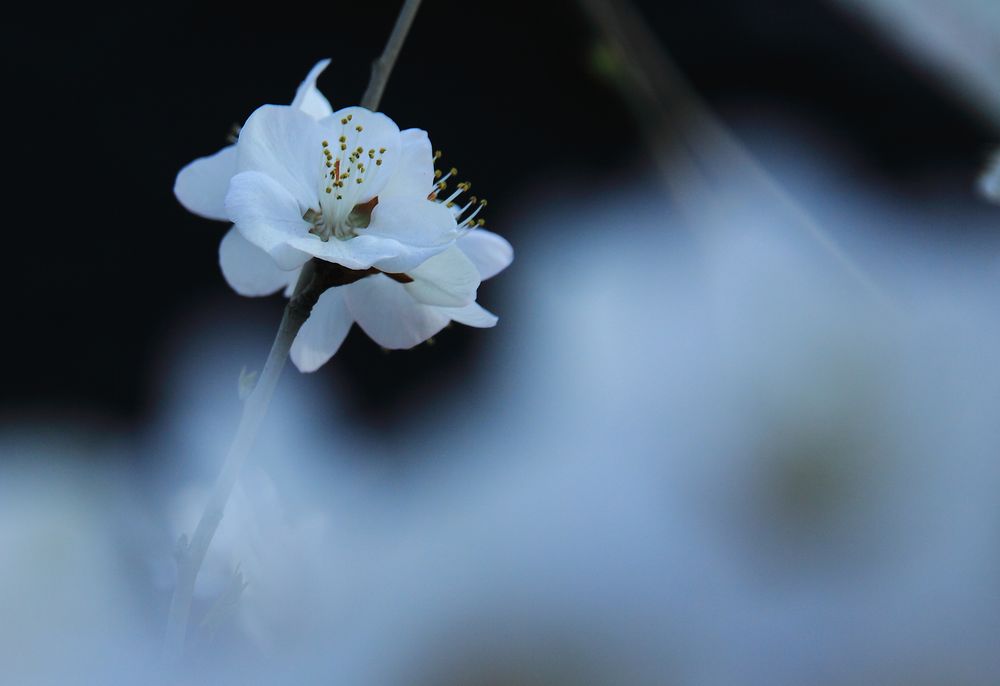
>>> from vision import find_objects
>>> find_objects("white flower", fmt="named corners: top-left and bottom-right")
top-left (175, 60), bottom-right (513, 373)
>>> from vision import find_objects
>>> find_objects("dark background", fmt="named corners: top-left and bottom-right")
top-left (2, 0), bottom-right (995, 429)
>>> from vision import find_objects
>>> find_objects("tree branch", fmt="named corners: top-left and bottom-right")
top-left (361, 0), bottom-right (423, 110)
top-left (162, 0), bottom-right (425, 664)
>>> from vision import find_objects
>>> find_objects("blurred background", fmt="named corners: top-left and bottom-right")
top-left (3, 0), bottom-right (1000, 684)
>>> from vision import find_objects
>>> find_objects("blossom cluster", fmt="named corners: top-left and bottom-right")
top-left (175, 61), bottom-right (512, 371)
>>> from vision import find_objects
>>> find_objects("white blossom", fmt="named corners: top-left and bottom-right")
top-left (174, 60), bottom-right (513, 372)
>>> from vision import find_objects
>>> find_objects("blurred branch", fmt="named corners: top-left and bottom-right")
top-left (162, 0), bottom-right (424, 666)
top-left (579, 0), bottom-right (894, 309)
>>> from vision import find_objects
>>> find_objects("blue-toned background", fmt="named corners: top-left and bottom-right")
top-left (3, 1), bottom-right (1000, 684)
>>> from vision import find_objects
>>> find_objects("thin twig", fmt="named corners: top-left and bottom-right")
top-left (579, 0), bottom-right (895, 310)
top-left (162, 0), bottom-right (424, 664)
top-left (361, 0), bottom-right (423, 110)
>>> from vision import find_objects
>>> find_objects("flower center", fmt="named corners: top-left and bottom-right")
top-left (307, 113), bottom-right (389, 242)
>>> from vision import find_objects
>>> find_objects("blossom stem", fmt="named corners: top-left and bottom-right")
top-left (162, 263), bottom-right (318, 663)
top-left (162, 0), bottom-right (424, 664)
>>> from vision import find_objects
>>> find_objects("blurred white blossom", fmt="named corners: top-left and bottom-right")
top-left (979, 149), bottom-right (1000, 201)
top-left (168, 469), bottom-right (333, 658)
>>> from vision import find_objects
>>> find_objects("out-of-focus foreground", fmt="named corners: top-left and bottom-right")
top-left (4, 117), bottom-right (1000, 684)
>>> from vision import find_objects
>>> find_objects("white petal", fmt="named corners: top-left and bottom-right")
top-left (290, 59), bottom-right (333, 120)
top-left (235, 105), bottom-right (323, 211)
top-left (219, 227), bottom-right (299, 297)
top-left (226, 171), bottom-right (313, 270)
top-left (323, 107), bottom-right (400, 145)
top-left (457, 229), bottom-right (514, 280)
top-left (174, 145), bottom-right (237, 221)
top-left (344, 275), bottom-right (450, 349)
top-left (284, 236), bottom-right (394, 270)
top-left (403, 245), bottom-right (480, 307)
top-left (377, 128), bottom-right (434, 200)
top-left (290, 288), bottom-right (353, 372)
top-left (442, 302), bottom-right (498, 328)
top-left (288, 198), bottom-right (457, 273)
top-left (316, 107), bottom-right (402, 204)
top-left (362, 196), bottom-right (459, 273)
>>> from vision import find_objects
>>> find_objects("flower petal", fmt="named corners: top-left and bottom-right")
top-left (290, 288), bottom-right (353, 372)
top-left (361, 196), bottom-right (459, 273)
top-left (457, 229), bottom-right (514, 280)
top-left (235, 105), bottom-right (323, 212)
top-left (377, 128), bottom-right (434, 201)
top-left (316, 107), bottom-right (402, 203)
top-left (219, 227), bottom-right (299, 297)
top-left (284, 229), bottom-right (404, 270)
top-left (290, 59), bottom-right (333, 120)
top-left (344, 275), bottom-right (450, 349)
top-left (174, 145), bottom-right (237, 221)
top-left (441, 302), bottom-right (499, 328)
top-left (403, 245), bottom-right (480, 307)
top-left (366, 196), bottom-right (458, 247)
top-left (226, 171), bottom-right (313, 270)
